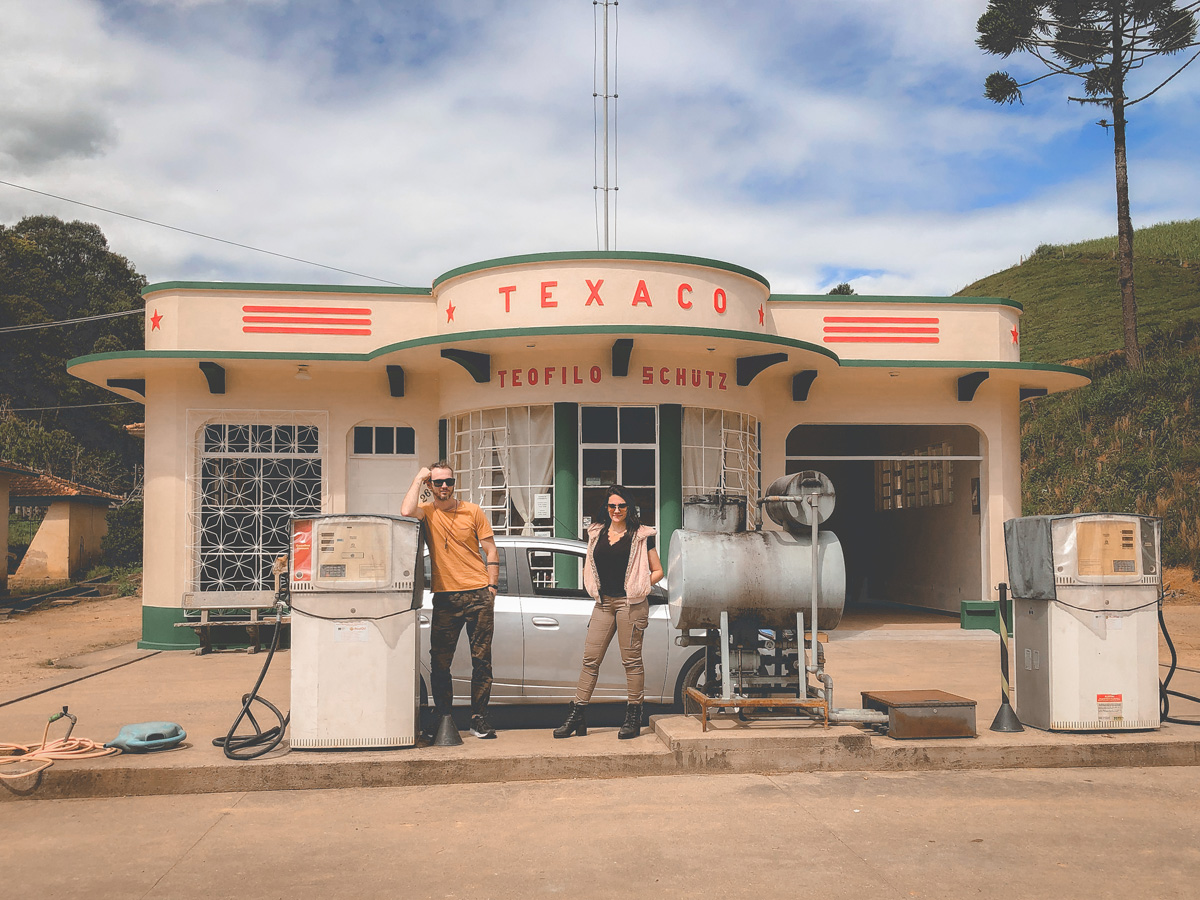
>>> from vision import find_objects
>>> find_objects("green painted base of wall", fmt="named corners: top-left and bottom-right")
top-left (137, 605), bottom-right (199, 650)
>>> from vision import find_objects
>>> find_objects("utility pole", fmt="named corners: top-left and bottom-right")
top-left (594, 1), bottom-right (618, 250)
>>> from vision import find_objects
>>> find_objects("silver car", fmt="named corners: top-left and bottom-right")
top-left (419, 536), bottom-right (705, 707)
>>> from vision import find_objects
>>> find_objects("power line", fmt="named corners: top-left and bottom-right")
top-left (0, 308), bottom-right (142, 334)
top-left (0, 179), bottom-right (404, 286)
top-left (5, 400), bottom-right (142, 412)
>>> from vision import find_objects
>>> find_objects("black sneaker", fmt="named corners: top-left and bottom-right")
top-left (470, 713), bottom-right (497, 739)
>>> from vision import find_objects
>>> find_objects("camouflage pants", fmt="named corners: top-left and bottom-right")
top-left (429, 587), bottom-right (495, 716)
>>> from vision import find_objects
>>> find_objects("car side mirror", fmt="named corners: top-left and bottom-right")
top-left (647, 585), bottom-right (668, 606)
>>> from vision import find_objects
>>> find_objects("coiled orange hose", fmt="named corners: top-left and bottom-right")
top-left (0, 717), bottom-right (121, 781)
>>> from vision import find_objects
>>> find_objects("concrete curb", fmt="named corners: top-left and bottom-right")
top-left (6, 716), bottom-right (1199, 802)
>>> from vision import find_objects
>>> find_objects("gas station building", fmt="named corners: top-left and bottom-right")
top-left (67, 251), bottom-right (1088, 650)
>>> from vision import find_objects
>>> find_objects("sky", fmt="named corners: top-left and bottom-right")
top-left (2, 0), bottom-right (1198, 298)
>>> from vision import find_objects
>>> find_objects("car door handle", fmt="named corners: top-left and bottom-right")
top-left (531, 616), bottom-right (559, 628)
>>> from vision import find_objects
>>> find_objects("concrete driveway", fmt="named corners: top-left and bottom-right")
top-left (4, 767), bottom-right (1199, 899)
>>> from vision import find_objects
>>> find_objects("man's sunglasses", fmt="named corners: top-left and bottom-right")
top-left (430, 478), bottom-right (456, 487)
top-left (607, 503), bottom-right (627, 510)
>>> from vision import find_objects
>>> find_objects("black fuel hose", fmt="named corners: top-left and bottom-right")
top-left (213, 596), bottom-right (291, 759)
top-left (1159, 598), bottom-right (1200, 726)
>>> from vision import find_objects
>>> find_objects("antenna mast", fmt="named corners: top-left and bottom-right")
top-left (594, 1), bottom-right (618, 250)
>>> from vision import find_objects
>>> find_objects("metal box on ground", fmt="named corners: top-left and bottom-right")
top-left (861, 690), bottom-right (977, 739)
top-left (1005, 514), bottom-right (1161, 731)
top-left (289, 514), bottom-right (424, 750)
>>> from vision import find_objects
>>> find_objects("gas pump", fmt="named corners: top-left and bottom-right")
top-left (1005, 513), bottom-right (1162, 731)
top-left (289, 514), bottom-right (424, 749)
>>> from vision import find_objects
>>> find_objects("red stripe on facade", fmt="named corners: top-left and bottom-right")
top-left (242, 326), bottom-right (373, 335)
top-left (823, 336), bottom-right (940, 343)
top-left (242, 316), bottom-right (373, 325)
top-left (823, 316), bottom-right (940, 324)
top-left (242, 305), bottom-right (372, 315)
top-left (823, 326), bottom-right (939, 334)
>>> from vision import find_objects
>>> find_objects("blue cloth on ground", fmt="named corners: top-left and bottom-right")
top-left (105, 722), bottom-right (187, 752)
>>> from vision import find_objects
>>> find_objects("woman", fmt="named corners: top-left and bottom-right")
top-left (553, 484), bottom-right (664, 740)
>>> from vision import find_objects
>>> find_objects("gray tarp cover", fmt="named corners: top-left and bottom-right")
top-left (1004, 516), bottom-right (1058, 600)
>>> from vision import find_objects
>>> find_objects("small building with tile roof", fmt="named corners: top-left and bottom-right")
top-left (4, 463), bottom-right (122, 592)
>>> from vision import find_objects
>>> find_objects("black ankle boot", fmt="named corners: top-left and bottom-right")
top-left (617, 703), bottom-right (642, 740)
top-left (553, 702), bottom-right (588, 738)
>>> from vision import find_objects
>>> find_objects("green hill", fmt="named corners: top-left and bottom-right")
top-left (957, 218), bottom-right (1200, 365)
top-left (959, 219), bottom-right (1200, 579)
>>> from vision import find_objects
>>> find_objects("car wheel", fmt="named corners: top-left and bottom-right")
top-left (675, 651), bottom-right (712, 714)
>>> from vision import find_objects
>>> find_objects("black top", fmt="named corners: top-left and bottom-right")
top-left (593, 529), bottom-right (655, 598)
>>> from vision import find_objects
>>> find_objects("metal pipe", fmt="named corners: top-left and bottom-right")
top-left (818, 671), bottom-right (834, 709)
top-left (795, 610), bottom-right (805, 698)
top-left (827, 708), bottom-right (890, 725)
top-left (719, 609), bottom-right (731, 701)
top-left (808, 489), bottom-right (819, 675)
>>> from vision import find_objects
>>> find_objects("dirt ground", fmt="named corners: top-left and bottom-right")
top-left (0, 593), bottom-right (143, 694)
top-left (0, 567), bottom-right (1198, 695)
top-left (1160, 566), bottom-right (1200, 668)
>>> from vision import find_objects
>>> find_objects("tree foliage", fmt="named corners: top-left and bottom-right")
top-left (976, 1), bottom-right (1200, 370)
top-left (827, 282), bottom-right (857, 295)
top-left (101, 501), bottom-right (144, 568)
top-left (0, 215), bottom-right (146, 492)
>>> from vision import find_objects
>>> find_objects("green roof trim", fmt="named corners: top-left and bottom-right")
top-left (432, 251), bottom-right (771, 291)
top-left (769, 293), bottom-right (1024, 312)
top-left (68, 328), bottom-right (1088, 380)
top-left (143, 280), bottom-right (431, 296)
top-left (842, 359), bottom-right (1089, 377)
top-left (68, 324), bottom-right (838, 368)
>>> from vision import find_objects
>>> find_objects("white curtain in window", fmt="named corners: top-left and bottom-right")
top-left (682, 407), bottom-right (722, 494)
top-left (508, 405), bottom-right (554, 534)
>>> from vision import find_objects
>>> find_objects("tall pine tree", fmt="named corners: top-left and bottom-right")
top-left (977, 1), bottom-right (1200, 369)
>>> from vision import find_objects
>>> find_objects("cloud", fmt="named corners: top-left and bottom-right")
top-left (0, 3), bottom-right (133, 171)
top-left (0, 1), bottom-right (1195, 299)
top-left (0, 108), bottom-right (115, 171)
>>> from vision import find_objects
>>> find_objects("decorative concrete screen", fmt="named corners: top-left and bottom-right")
top-left (188, 416), bottom-right (325, 592)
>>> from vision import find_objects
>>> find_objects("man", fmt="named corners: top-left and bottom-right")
top-left (401, 460), bottom-right (500, 739)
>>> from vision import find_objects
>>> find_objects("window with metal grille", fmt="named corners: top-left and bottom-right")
top-left (875, 442), bottom-right (955, 511)
top-left (190, 420), bottom-right (324, 592)
top-left (682, 408), bottom-right (760, 529)
top-left (449, 406), bottom-right (554, 536)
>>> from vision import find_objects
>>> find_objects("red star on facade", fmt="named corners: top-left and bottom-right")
top-left (446, 301), bottom-right (456, 323)
top-left (758, 304), bottom-right (765, 326)
top-left (1011, 325), bottom-right (1019, 345)
top-left (150, 309), bottom-right (163, 331)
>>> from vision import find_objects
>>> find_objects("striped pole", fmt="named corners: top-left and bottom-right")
top-left (990, 582), bottom-right (1024, 732)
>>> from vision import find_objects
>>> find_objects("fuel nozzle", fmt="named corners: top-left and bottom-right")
top-left (49, 706), bottom-right (77, 741)
top-left (271, 554), bottom-right (291, 615)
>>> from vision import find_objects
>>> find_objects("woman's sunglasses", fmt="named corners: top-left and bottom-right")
top-left (607, 503), bottom-right (627, 510)
top-left (430, 478), bottom-right (456, 487)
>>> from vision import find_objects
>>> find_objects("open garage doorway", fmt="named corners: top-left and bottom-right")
top-left (785, 424), bottom-right (983, 614)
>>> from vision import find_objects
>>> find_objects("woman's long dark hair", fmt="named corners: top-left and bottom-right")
top-left (600, 484), bottom-right (641, 535)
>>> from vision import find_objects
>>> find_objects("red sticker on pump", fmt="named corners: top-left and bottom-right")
top-left (292, 520), bottom-right (313, 581)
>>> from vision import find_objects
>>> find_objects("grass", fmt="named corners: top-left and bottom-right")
top-left (1020, 315), bottom-right (1200, 576)
top-left (83, 565), bottom-right (143, 596)
top-left (1032, 218), bottom-right (1200, 266)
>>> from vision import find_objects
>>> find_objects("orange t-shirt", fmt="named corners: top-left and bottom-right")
top-left (420, 500), bottom-right (495, 592)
